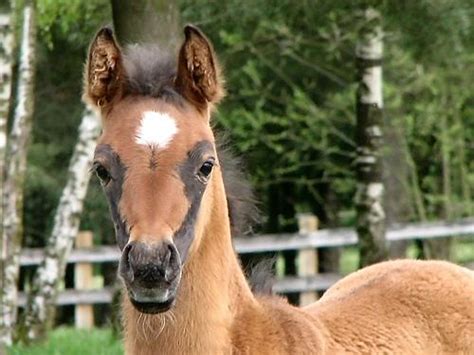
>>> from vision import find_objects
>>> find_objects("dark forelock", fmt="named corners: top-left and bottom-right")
top-left (123, 45), bottom-right (182, 102)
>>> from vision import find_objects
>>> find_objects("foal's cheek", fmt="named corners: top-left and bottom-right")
top-left (105, 189), bottom-right (129, 250)
top-left (183, 183), bottom-right (213, 256)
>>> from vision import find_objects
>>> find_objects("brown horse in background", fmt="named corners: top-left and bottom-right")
top-left (84, 25), bottom-right (474, 354)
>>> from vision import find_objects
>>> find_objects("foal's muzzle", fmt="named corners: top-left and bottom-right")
top-left (119, 241), bottom-right (181, 314)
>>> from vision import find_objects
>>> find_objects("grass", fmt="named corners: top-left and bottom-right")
top-left (9, 328), bottom-right (123, 355)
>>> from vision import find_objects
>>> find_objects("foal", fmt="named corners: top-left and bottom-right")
top-left (84, 26), bottom-right (474, 354)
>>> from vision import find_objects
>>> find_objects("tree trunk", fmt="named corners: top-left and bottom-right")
top-left (0, 2), bottom-right (35, 346)
top-left (0, 3), bottom-right (15, 352)
top-left (317, 187), bottom-right (340, 274)
top-left (279, 183), bottom-right (298, 305)
top-left (384, 119), bottom-right (413, 258)
top-left (21, 109), bottom-right (100, 342)
top-left (455, 109), bottom-right (472, 215)
top-left (111, 0), bottom-right (179, 50)
top-left (0, 3), bottom-right (14, 232)
top-left (423, 101), bottom-right (452, 260)
top-left (354, 7), bottom-right (387, 268)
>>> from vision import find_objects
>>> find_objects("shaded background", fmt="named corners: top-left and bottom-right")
top-left (2, 0), bottom-right (473, 352)
top-left (25, 0), bottom-right (473, 253)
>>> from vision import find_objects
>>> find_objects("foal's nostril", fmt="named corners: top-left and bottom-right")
top-left (164, 243), bottom-right (180, 282)
top-left (119, 242), bottom-right (136, 282)
top-left (119, 240), bottom-right (181, 287)
top-left (161, 242), bottom-right (174, 267)
top-left (135, 264), bottom-right (164, 286)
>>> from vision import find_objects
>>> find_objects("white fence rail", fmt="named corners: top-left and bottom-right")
top-left (20, 218), bottom-right (474, 266)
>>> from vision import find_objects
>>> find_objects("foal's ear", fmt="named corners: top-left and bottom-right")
top-left (83, 27), bottom-right (125, 109)
top-left (175, 25), bottom-right (224, 111)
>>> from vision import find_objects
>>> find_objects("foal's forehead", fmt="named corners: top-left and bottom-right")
top-left (99, 96), bottom-right (214, 159)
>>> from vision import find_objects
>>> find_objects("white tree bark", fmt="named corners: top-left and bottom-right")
top-left (22, 109), bottom-right (101, 342)
top-left (0, 3), bottom-right (36, 346)
top-left (0, 5), bottom-right (14, 234)
top-left (354, 7), bottom-right (387, 267)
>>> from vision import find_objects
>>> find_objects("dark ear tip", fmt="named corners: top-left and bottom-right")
top-left (184, 24), bottom-right (204, 39)
top-left (96, 26), bottom-right (114, 40)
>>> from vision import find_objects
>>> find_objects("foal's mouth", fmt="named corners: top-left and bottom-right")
top-left (127, 284), bottom-right (178, 314)
top-left (130, 297), bottom-right (175, 314)
top-left (126, 284), bottom-right (179, 314)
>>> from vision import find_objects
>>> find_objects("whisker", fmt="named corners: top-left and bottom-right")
top-left (140, 312), bottom-right (150, 343)
top-left (146, 314), bottom-right (154, 339)
top-left (157, 314), bottom-right (166, 337)
top-left (134, 313), bottom-right (140, 342)
top-left (167, 310), bottom-right (177, 324)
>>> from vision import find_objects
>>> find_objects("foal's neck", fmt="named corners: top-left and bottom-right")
top-left (123, 171), bottom-right (254, 354)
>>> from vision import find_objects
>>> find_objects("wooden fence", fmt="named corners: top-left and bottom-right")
top-left (18, 217), bottom-right (474, 327)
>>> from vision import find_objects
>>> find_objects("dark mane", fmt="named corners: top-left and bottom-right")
top-left (217, 137), bottom-right (260, 237)
top-left (123, 45), bottom-right (259, 237)
top-left (123, 45), bottom-right (182, 103)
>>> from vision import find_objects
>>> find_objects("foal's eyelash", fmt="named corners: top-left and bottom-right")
top-left (90, 161), bottom-right (102, 174)
top-left (90, 162), bottom-right (116, 182)
top-left (89, 163), bottom-right (97, 175)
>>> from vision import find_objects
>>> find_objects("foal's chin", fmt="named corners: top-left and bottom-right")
top-left (130, 296), bottom-right (175, 314)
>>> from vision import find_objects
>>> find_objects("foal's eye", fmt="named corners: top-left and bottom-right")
top-left (94, 164), bottom-right (111, 185)
top-left (199, 161), bottom-right (214, 178)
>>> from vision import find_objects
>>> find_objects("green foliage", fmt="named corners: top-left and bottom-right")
top-left (181, 0), bottom-right (363, 229)
top-left (8, 327), bottom-right (122, 355)
top-left (22, 0), bottom-right (113, 247)
top-left (37, 0), bottom-right (110, 47)
top-left (180, 0), bottom-right (474, 229)
top-left (23, 0), bottom-right (474, 247)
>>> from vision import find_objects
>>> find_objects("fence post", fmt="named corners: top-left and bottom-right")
top-left (297, 213), bottom-right (319, 306)
top-left (74, 231), bottom-right (94, 329)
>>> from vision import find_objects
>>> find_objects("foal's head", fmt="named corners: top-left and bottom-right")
top-left (84, 26), bottom-right (225, 314)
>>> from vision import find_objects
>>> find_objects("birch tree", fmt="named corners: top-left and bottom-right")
top-left (0, 2), bottom-right (36, 346)
top-left (22, 109), bottom-right (100, 341)
top-left (0, 3), bottom-right (14, 352)
top-left (354, 6), bottom-right (387, 268)
top-left (0, 0), bottom-right (14, 234)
